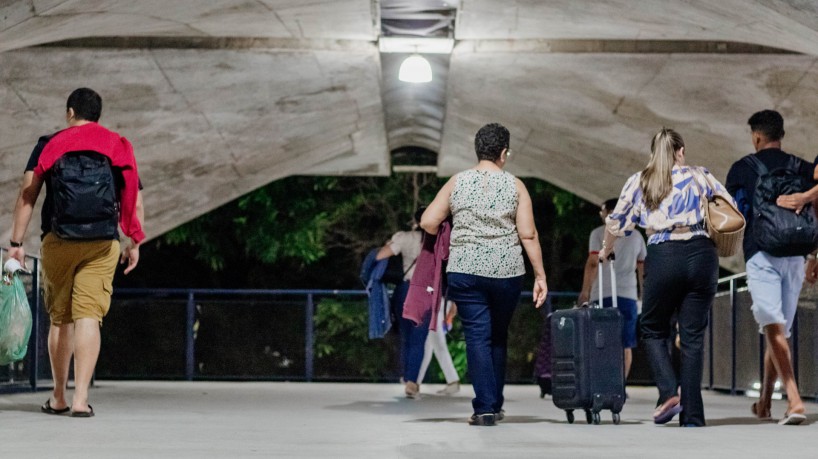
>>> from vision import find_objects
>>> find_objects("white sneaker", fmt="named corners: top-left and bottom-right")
top-left (437, 381), bottom-right (460, 395)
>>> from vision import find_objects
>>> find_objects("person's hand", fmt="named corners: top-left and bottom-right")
top-left (533, 277), bottom-right (548, 308)
top-left (120, 241), bottom-right (140, 275)
top-left (7, 246), bottom-right (26, 269)
top-left (777, 193), bottom-right (808, 214)
top-left (598, 246), bottom-right (614, 263)
top-left (806, 258), bottom-right (818, 284)
top-left (577, 291), bottom-right (590, 305)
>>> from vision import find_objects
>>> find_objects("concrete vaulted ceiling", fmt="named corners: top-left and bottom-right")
top-left (2, 1), bottom-right (818, 271)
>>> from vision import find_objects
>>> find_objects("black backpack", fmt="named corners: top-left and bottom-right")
top-left (50, 151), bottom-right (120, 240)
top-left (744, 154), bottom-right (818, 257)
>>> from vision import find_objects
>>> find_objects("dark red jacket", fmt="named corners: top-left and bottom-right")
top-left (403, 220), bottom-right (451, 330)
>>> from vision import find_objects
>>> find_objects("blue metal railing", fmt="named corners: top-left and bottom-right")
top-left (12, 268), bottom-right (801, 396)
top-left (107, 288), bottom-right (576, 382)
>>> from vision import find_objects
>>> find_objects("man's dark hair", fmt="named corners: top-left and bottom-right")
top-left (603, 198), bottom-right (619, 212)
top-left (474, 123), bottom-right (510, 162)
top-left (748, 109), bottom-right (784, 141)
top-left (67, 87), bottom-right (102, 122)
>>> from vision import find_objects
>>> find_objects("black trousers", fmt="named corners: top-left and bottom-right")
top-left (641, 237), bottom-right (718, 426)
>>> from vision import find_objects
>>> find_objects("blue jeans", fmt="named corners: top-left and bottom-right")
top-left (392, 281), bottom-right (430, 383)
top-left (446, 272), bottom-right (523, 415)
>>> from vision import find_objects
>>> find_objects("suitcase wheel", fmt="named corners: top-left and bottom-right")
top-left (592, 411), bottom-right (601, 425)
top-left (566, 410), bottom-right (575, 424)
top-left (584, 409), bottom-right (593, 425)
top-left (612, 412), bottom-right (621, 425)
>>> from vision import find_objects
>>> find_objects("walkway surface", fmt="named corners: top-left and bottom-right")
top-left (1, 381), bottom-right (815, 458)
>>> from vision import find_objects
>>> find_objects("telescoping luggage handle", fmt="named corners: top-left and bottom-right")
top-left (597, 254), bottom-right (617, 309)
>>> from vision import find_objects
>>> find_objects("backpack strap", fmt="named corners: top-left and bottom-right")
top-left (743, 154), bottom-right (768, 177)
top-left (787, 154), bottom-right (804, 175)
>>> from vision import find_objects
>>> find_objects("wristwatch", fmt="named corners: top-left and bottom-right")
top-left (9, 240), bottom-right (23, 248)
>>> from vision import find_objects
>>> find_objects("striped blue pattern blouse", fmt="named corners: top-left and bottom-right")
top-left (606, 165), bottom-right (736, 245)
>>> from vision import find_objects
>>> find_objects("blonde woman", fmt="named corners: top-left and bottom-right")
top-left (599, 128), bottom-right (734, 427)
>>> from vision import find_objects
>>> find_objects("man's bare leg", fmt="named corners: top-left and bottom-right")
top-left (47, 323), bottom-right (74, 410)
top-left (753, 346), bottom-right (776, 419)
top-left (624, 348), bottom-right (633, 379)
top-left (764, 324), bottom-right (805, 416)
top-left (71, 318), bottom-right (100, 413)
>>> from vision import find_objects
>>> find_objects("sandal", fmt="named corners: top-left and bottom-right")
top-left (41, 399), bottom-right (70, 415)
top-left (70, 405), bottom-right (95, 418)
top-left (751, 402), bottom-right (772, 421)
top-left (653, 396), bottom-right (682, 425)
top-left (778, 412), bottom-right (806, 426)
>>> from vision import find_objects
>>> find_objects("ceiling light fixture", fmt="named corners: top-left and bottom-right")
top-left (398, 54), bottom-right (433, 83)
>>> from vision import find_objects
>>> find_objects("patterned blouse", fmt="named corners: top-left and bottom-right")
top-left (447, 169), bottom-right (525, 278)
top-left (606, 165), bottom-right (736, 245)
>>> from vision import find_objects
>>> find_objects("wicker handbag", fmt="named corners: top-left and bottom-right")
top-left (696, 168), bottom-right (745, 257)
top-left (705, 195), bottom-right (745, 257)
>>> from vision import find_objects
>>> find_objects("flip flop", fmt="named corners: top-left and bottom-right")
top-left (70, 405), bottom-right (95, 418)
top-left (778, 412), bottom-right (806, 426)
top-left (41, 399), bottom-right (70, 415)
top-left (751, 402), bottom-right (772, 421)
top-left (653, 397), bottom-right (683, 425)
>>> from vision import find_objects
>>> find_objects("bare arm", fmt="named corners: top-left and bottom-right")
top-left (8, 171), bottom-right (44, 265)
top-left (515, 179), bottom-right (548, 308)
top-left (577, 252), bottom-right (597, 305)
top-left (375, 244), bottom-right (395, 261)
top-left (598, 229), bottom-right (619, 262)
top-left (420, 176), bottom-right (456, 235)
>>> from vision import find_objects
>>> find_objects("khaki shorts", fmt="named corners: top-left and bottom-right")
top-left (41, 232), bottom-right (120, 325)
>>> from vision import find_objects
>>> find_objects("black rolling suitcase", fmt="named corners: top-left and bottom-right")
top-left (551, 258), bottom-right (625, 425)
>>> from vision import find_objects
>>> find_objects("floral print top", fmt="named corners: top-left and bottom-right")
top-left (606, 165), bottom-right (736, 245)
top-left (447, 169), bottom-right (525, 278)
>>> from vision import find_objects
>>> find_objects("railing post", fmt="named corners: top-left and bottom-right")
top-left (708, 297), bottom-right (714, 390)
top-left (792, 311), bottom-right (799, 386)
top-left (730, 278), bottom-right (737, 395)
top-left (305, 294), bottom-right (314, 382)
top-left (185, 291), bottom-right (195, 381)
top-left (29, 257), bottom-right (41, 391)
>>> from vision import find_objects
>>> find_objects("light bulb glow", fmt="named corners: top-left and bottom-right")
top-left (399, 54), bottom-right (432, 83)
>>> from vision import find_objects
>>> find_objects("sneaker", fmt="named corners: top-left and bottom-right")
top-left (405, 381), bottom-right (420, 399)
top-left (468, 413), bottom-right (496, 426)
top-left (436, 381), bottom-right (460, 395)
top-left (495, 409), bottom-right (506, 422)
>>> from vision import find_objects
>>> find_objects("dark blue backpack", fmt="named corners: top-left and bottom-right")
top-left (745, 154), bottom-right (818, 257)
top-left (50, 151), bottom-right (119, 240)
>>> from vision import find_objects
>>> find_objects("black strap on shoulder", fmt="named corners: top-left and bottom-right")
top-left (787, 154), bottom-right (804, 174)
top-left (743, 154), bottom-right (768, 177)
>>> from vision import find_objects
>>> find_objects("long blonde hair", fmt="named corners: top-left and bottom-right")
top-left (640, 128), bottom-right (685, 210)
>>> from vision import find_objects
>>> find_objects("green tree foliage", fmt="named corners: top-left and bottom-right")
top-left (154, 173), bottom-right (598, 291)
top-left (112, 173), bottom-right (601, 382)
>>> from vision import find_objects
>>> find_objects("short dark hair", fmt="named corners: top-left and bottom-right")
top-left (474, 123), bottom-right (510, 162)
top-left (67, 88), bottom-right (102, 122)
top-left (748, 109), bottom-right (784, 141)
top-left (603, 198), bottom-right (619, 212)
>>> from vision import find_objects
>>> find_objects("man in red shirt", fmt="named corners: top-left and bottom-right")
top-left (8, 87), bottom-right (144, 418)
